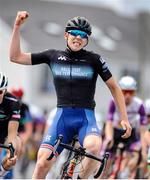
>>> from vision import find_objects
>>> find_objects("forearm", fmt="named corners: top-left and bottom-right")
top-left (105, 121), bottom-right (113, 140)
top-left (20, 131), bottom-right (32, 144)
top-left (140, 126), bottom-right (147, 150)
top-left (111, 86), bottom-right (128, 121)
top-left (10, 25), bottom-right (21, 62)
top-left (106, 77), bottom-right (128, 121)
top-left (21, 122), bottom-right (33, 144)
top-left (106, 77), bottom-right (131, 138)
top-left (9, 11), bottom-right (31, 65)
top-left (7, 121), bottom-right (19, 144)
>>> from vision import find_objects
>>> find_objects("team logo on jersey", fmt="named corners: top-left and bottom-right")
top-left (79, 59), bottom-right (86, 62)
top-left (45, 135), bottom-right (51, 142)
top-left (52, 64), bottom-right (94, 79)
top-left (58, 56), bottom-right (67, 61)
top-left (0, 114), bottom-right (7, 119)
top-left (12, 114), bottom-right (20, 119)
top-left (99, 57), bottom-right (109, 73)
top-left (91, 128), bottom-right (98, 132)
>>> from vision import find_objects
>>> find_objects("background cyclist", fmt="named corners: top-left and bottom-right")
top-left (0, 72), bottom-right (22, 177)
top-left (9, 11), bottom-right (131, 179)
top-left (142, 99), bottom-right (150, 179)
top-left (104, 76), bottom-right (147, 179)
top-left (10, 86), bottom-right (33, 178)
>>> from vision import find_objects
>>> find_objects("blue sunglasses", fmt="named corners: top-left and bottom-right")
top-left (68, 30), bottom-right (88, 39)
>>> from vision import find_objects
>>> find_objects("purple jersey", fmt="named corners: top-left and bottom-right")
top-left (107, 96), bottom-right (147, 129)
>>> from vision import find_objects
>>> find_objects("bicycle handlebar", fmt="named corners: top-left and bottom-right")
top-left (0, 143), bottom-right (15, 158)
top-left (53, 141), bottom-right (106, 163)
top-left (47, 134), bottom-right (109, 163)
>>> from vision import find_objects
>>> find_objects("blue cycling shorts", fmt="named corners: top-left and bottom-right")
top-left (41, 107), bottom-right (101, 155)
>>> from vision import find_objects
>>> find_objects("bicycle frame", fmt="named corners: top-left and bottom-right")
top-left (61, 150), bottom-right (81, 179)
top-left (109, 142), bottom-right (125, 179)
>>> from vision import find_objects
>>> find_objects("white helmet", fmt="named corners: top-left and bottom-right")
top-left (0, 72), bottom-right (8, 90)
top-left (119, 76), bottom-right (137, 91)
top-left (145, 99), bottom-right (150, 115)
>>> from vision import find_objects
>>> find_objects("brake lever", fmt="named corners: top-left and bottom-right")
top-left (8, 143), bottom-right (15, 158)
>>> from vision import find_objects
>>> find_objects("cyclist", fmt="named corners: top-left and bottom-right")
top-left (104, 76), bottom-right (147, 179)
top-left (10, 86), bottom-right (33, 178)
top-left (0, 72), bottom-right (22, 177)
top-left (10, 87), bottom-right (33, 148)
top-left (9, 11), bottom-right (132, 179)
top-left (142, 99), bottom-right (150, 178)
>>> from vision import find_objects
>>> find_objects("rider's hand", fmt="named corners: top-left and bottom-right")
top-left (2, 153), bottom-right (17, 171)
top-left (120, 120), bottom-right (132, 138)
top-left (14, 11), bottom-right (29, 27)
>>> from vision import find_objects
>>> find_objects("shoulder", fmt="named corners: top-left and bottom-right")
top-left (4, 92), bottom-right (19, 103)
top-left (86, 50), bottom-right (109, 66)
top-left (133, 96), bottom-right (143, 105)
top-left (21, 102), bottom-right (30, 111)
top-left (40, 49), bottom-right (59, 55)
top-left (133, 96), bottom-right (145, 111)
top-left (32, 49), bottom-right (60, 58)
top-left (84, 50), bottom-right (100, 59)
top-left (4, 92), bottom-right (21, 110)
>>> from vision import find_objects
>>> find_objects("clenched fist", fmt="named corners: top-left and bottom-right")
top-left (14, 11), bottom-right (29, 27)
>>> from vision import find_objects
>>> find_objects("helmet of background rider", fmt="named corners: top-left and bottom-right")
top-left (145, 99), bottom-right (150, 116)
top-left (65, 16), bottom-right (92, 36)
top-left (0, 72), bottom-right (8, 90)
top-left (119, 76), bottom-right (137, 91)
top-left (10, 86), bottom-right (24, 99)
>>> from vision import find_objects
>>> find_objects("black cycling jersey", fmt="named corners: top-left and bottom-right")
top-left (32, 48), bottom-right (112, 109)
top-left (0, 92), bottom-right (21, 143)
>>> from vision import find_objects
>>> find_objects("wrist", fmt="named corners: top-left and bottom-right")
top-left (13, 24), bottom-right (21, 29)
top-left (0, 163), bottom-right (9, 176)
top-left (1, 159), bottom-right (10, 171)
top-left (121, 119), bottom-right (128, 123)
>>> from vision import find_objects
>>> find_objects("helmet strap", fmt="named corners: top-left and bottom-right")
top-left (83, 38), bottom-right (89, 47)
top-left (2, 89), bottom-right (7, 96)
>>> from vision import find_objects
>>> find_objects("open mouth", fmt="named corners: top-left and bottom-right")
top-left (73, 41), bottom-right (81, 46)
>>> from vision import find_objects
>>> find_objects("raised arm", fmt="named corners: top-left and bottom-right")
top-left (105, 76), bottom-right (132, 138)
top-left (9, 11), bottom-right (32, 65)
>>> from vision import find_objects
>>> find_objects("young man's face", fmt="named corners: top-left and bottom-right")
top-left (122, 90), bottom-right (135, 105)
top-left (64, 30), bottom-right (88, 51)
top-left (0, 89), bottom-right (6, 104)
